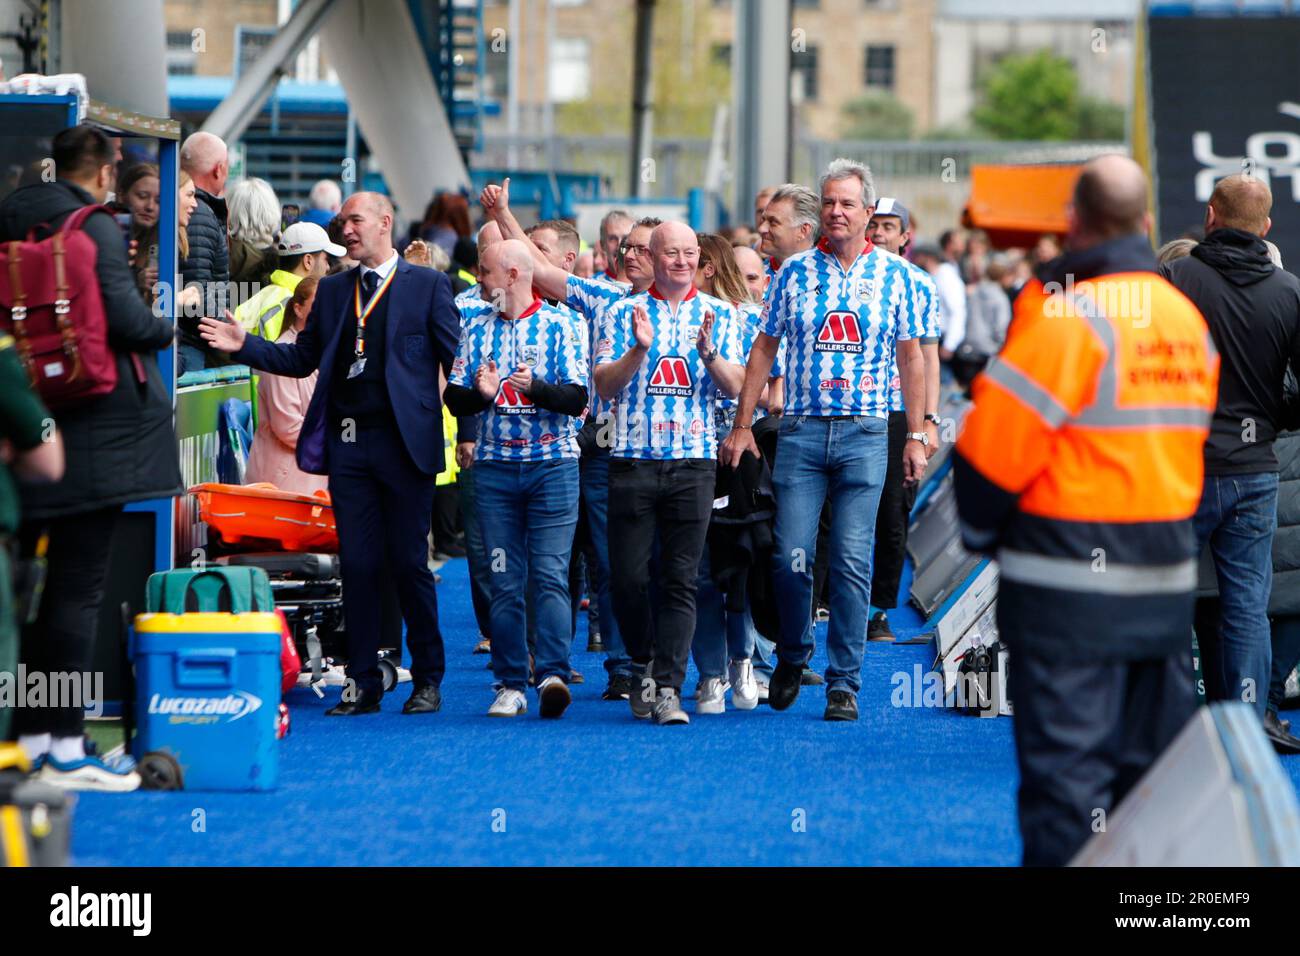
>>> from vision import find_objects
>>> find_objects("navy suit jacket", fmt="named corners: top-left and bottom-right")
top-left (235, 259), bottom-right (461, 476)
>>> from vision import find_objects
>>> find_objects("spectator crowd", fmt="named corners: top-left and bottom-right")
top-left (3, 123), bottom-right (1299, 869)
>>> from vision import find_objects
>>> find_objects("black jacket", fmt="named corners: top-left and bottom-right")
top-left (0, 180), bottom-right (182, 520)
top-left (1162, 229), bottom-right (1300, 475)
top-left (707, 443), bottom-right (780, 643)
top-left (179, 188), bottom-right (230, 352)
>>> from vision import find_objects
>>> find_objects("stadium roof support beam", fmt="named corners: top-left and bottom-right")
top-left (732, 0), bottom-right (791, 225)
top-left (629, 0), bottom-right (657, 199)
top-left (199, 0), bottom-right (341, 145)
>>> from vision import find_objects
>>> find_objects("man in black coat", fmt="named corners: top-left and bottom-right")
top-left (178, 131), bottom-right (230, 374)
top-left (1163, 173), bottom-right (1300, 722)
top-left (0, 125), bottom-right (180, 790)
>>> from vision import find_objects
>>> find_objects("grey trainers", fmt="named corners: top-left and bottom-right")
top-left (488, 687), bottom-right (527, 717)
top-left (695, 676), bottom-right (727, 715)
top-left (653, 687), bottom-right (690, 725)
top-left (630, 671), bottom-right (657, 720)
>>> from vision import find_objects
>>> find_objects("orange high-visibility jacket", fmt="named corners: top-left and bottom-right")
top-left (953, 239), bottom-right (1220, 657)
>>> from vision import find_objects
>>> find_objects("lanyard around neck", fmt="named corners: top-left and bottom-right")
top-left (354, 267), bottom-right (397, 356)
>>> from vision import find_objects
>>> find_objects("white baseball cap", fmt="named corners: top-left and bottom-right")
top-left (277, 221), bottom-right (346, 258)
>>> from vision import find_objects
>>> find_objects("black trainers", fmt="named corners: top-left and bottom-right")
top-left (1265, 710), bottom-right (1300, 755)
top-left (768, 660), bottom-right (803, 711)
top-left (602, 673), bottom-right (633, 701)
top-left (824, 690), bottom-right (859, 721)
top-left (868, 612), bottom-right (895, 643)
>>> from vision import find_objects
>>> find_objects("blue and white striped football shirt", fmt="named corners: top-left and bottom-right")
top-left (715, 301), bottom-right (785, 430)
top-left (760, 238), bottom-right (923, 418)
top-left (449, 298), bottom-right (590, 462)
top-left (887, 254), bottom-right (942, 413)
top-left (565, 273), bottom-right (632, 420)
top-left (595, 286), bottom-right (744, 460)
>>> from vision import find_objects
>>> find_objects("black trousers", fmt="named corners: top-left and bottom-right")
top-left (1002, 610), bottom-right (1196, 866)
top-left (14, 507), bottom-right (121, 738)
top-left (608, 458), bottom-right (714, 691)
top-left (871, 410), bottom-right (916, 610)
top-left (329, 419), bottom-right (445, 696)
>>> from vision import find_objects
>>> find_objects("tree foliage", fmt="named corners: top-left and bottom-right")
top-left (839, 92), bottom-right (915, 141)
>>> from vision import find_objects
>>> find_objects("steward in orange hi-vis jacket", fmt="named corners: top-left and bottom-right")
top-left (952, 156), bottom-right (1220, 866)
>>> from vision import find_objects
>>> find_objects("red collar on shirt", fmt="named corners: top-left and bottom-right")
top-left (817, 236), bottom-right (873, 257)
top-left (767, 256), bottom-right (782, 272)
top-left (507, 296), bottom-right (544, 321)
top-left (647, 283), bottom-right (698, 301)
top-left (604, 267), bottom-right (621, 282)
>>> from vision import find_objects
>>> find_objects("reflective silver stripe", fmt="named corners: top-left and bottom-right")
top-left (997, 548), bottom-right (1197, 595)
top-left (1072, 292), bottom-right (1118, 408)
top-left (982, 358), bottom-right (1070, 427)
top-left (258, 302), bottom-right (285, 339)
top-left (1066, 291), bottom-right (1211, 430)
top-left (1073, 404), bottom-right (1212, 428)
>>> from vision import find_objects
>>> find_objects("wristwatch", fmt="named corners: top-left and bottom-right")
top-left (701, 345), bottom-right (719, 364)
top-left (906, 431), bottom-right (930, 446)
top-left (924, 413), bottom-right (942, 426)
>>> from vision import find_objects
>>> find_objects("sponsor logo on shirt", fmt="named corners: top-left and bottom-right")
top-left (690, 418), bottom-right (705, 435)
top-left (820, 378), bottom-right (851, 390)
top-left (647, 355), bottom-right (694, 397)
top-left (496, 381), bottom-right (536, 414)
top-left (815, 311), bottom-right (864, 353)
top-left (859, 373), bottom-right (876, 392)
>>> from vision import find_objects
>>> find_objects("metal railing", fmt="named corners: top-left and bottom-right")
top-left (471, 134), bottom-right (1127, 224)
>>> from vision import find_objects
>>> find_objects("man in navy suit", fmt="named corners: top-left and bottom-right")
top-left (201, 191), bottom-right (460, 716)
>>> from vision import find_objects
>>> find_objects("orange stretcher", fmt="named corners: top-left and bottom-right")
top-left (190, 483), bottom-right (338, 552)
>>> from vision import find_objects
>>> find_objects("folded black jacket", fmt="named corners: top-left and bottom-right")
top-left (707, 444), bottom-right (780, 642)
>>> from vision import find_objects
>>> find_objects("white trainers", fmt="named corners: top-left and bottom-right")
top-left (729, 658), bottom-right (759, 711)
top-left (653, 687), bottom-right (690, 725)
top-left (488, 687), bottom-right (528, 717)
top-left (40, 753), bottom-right (141, 793)
top-left (696, 676), bottom-right (727, 715)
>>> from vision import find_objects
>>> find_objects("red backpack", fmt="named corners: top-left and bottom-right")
top-left (0, 203), bottom-right (118, 409)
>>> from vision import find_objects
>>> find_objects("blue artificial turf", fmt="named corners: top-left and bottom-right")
top-left (69, 557), bottom-right (1300, 866)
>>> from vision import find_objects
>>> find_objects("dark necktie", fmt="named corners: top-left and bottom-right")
top-left (361, 269), bottom-right (380, 305)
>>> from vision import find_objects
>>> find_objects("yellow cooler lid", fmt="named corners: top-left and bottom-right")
top-left (134, 612), bottom-right (283, 633)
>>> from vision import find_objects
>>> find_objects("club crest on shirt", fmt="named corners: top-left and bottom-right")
top-left (521, 345), bottom-right (540, 367)
top-left (856, 279), bottom-right (875, 303)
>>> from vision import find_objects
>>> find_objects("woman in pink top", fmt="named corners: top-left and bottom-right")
top-left (245, 277), bottom-right (329, 496)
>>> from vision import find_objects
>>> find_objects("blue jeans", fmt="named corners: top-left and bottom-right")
top-left (1193, 472), bottom-right (1279, 719)
top-left (475, 458), bottom-right (580, 691)
top-left (458, 464), bottom-right (494, 641)
top-left (770, 415), bottom-right (888, 694)
top-left (692, 544), bottom-right (766, 680)
top-left (581, 451), bottom-right (632, 677)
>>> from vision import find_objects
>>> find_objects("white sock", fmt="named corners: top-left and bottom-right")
top-left (18, 733), bottom-right (51, 762)
top-left (50, 735), bottom-right (86, 763)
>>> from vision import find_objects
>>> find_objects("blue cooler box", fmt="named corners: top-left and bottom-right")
top-left (132, 612), bottom-right (282, 791)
